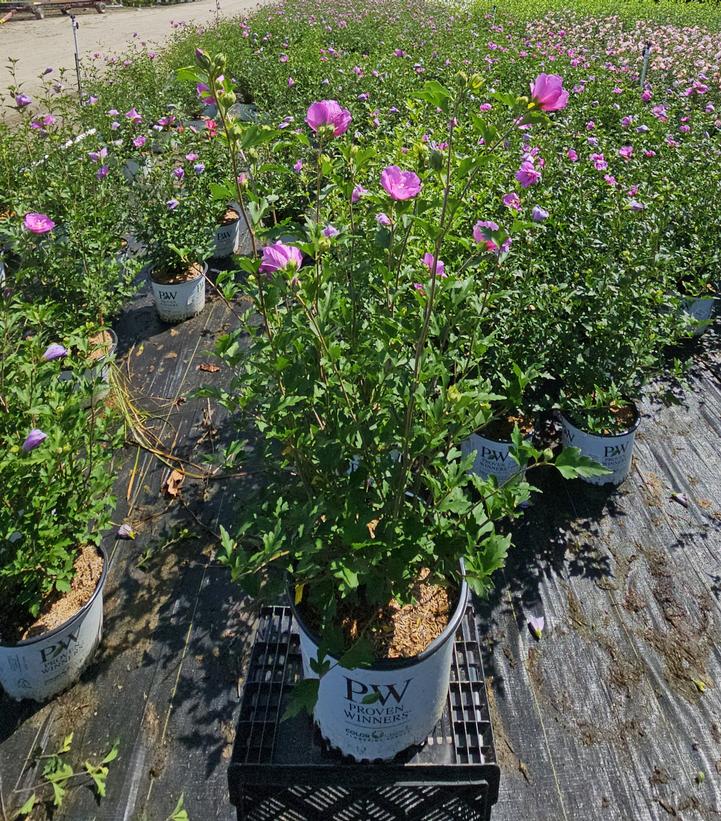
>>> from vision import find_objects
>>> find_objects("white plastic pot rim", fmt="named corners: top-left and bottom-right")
top-left (149, 261), bottom-right (207, 286)
top-left (1, 545), bottom-right (108, 650)
top-left (560, 404), bottom-right (640, 438)
top-left (288, 570), bottom-right (468, 671)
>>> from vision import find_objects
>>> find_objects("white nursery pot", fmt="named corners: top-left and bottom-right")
top-left (290, 575), bottom-right (469, 762)
top-left (560, 405), bottom-right (640, 486)
top-left (0, 547), bottom-right (107, 702)
top-left (150, 263), bottom-right (207, 323)
top-left (212, 204), bottom-right (252, 258)
top-left (461, 429), bottom-right (528, 484)
top-left (681, 296), bottom-right (715, 336)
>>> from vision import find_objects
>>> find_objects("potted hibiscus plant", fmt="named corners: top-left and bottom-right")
top-left (461, 363), bottom-right (544, 485)
top-left (129, 147), bottom-right (216, 322)
top-left (5, 131), bottom-right (141, 392)
top-left (661, 245), bottom-right (718, 338)
top-left (188, 53), bottom-right (601, 762)
top-left (550, 253), bottom-right (676, 485)
top-left (0, 293), bottom-right (119, 701)
top-left (656, 148), bottom-right (720, 336)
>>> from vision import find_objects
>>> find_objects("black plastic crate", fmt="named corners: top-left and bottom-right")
top-left (228, 605), bottom-right (500, 821)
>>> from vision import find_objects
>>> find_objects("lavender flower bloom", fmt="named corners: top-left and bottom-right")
top-left (43, 343), bottom-right (67, 361)
top-left (117, 523), bottom-right (136, 540)
top-left (22, 429), bottom-right (47, 452)
top-left (351, 185), bottom-right (368, 204)
top-left (528, 615), bottom-right (545, 640)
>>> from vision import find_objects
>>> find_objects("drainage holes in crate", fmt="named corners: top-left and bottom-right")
top-left (239, 682), bottom-right (283, 719)
top-left (235, 721), bottom-right (277, 762)
top-left (453, 640), bottom-right (483, 682)
top-left (450, 682), bottom-right (484, 716)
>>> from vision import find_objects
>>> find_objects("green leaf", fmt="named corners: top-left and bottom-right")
top-left (338, 636), bottom-right (374, 671)
top-left (554, 447), bottom-right (611, 479)
top-left (50, 779), bottom-right (66, 808)
top-left (209, 182), bottom-right (234, 202)
top-left (176, 66), bottom-right (203, 84)
top-left (85, 763), bottom-right (109, 798)
top-left (16, 794), bottom-right (37, 816)
top-left (170, 793), bottom-right (190, 821)
top-left (101, 740), bottom-right (120, 764)
top-left (282, 678), bottom-right (319, 720)
top-left (413, 80), bottom-right (452, 112)
top-left (362, 692), bottom-right (381, 705)
top-left (238, 125), bottom-right (276, 151)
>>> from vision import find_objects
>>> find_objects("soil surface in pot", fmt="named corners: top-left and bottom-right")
top-left (219, 208), bottom-right (240, 226)
top-left (568, 402), bottom-right (637, 436)
top-left (152, 261), bottom-right (205, 286)
top-left (88, 329), bottom-right (114, 362)
top-left (299, 571), bottom-right (457, 659)
top-left (0, 545), bottom-right (103, 644)
top-left (481, 411), bottom-right (535, 441)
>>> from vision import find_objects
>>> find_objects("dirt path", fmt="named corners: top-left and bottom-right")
top-left (0, 0), bottom-right (266, 99)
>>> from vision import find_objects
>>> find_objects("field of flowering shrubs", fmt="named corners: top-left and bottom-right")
top-left (3, 0), bottom-right (720, 540)
top-left (1, 0), bottom-right (721, 813)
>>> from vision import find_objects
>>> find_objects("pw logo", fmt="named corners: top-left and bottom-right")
top-left (158, 290), bottom-right (178, 301)
top-left (40, 632), bottom-right (79, 663)
top-left (479, 446), bottom-right (509, 463)
top-left (604, 443), bottom-right (629, 458)
top-left (345, 677), bottom-right (412, 705)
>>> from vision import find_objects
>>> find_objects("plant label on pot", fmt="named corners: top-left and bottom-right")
top-left (150, 263), bottom-right (206, 323)
top-left (681, 296), bottom-right (715, 336)
top-left (291, 579), bottom-right (469, 762)
top-left (461, 433), bottom-right (523, 484)
top-left (560, 410), bottom-right (640, 486)
top-left (212, 204), bottom-right (252, 258)
top-left (0, 548), bottom-right (107, 702)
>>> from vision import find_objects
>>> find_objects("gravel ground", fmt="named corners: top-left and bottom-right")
top-left (0, 0), bottom-right (265, 100)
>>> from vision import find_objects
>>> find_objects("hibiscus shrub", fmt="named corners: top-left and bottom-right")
top-left (0, 295), bottom-right (119, 625)
top-left (187, 53), bottom-right (603, 668)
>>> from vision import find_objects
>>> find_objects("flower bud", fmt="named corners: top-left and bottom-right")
top-left (429, 150), bottom-right (444, 171)
top-left (470, 73), bottom-right (484, 91)
top-left (195, 48), bottom-right (212, 71)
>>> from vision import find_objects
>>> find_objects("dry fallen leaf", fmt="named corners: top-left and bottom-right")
top-left (198, 363), bottom-right (221, 373)
top-left (163, 469), bottom-right (185, 498)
